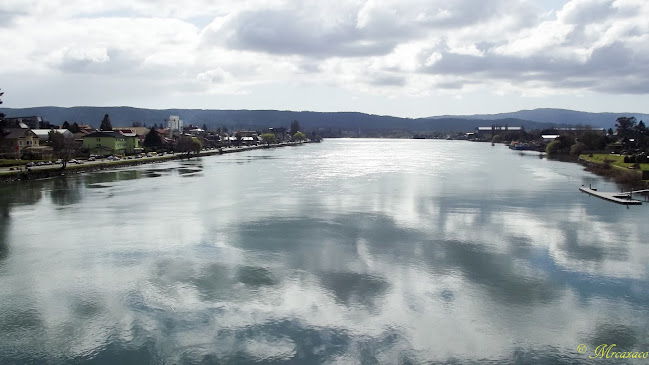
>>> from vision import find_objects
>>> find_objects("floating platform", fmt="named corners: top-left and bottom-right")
top-left (579, 187), bottom-right (643, 205)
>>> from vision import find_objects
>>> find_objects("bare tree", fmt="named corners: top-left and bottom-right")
top-left (49, 131), bottom-right (78, 169)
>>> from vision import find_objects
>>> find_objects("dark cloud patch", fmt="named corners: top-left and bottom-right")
top-left (420, 41), bottom-right (649, 94)
top-left (0, 10), bottom-right (23, 27)
top-left (58, 48), bottom-right (141, 75)
top-left (366, 73), bottom-right (406, 87)
top-left (203, 0), bottom-right (532, 59)
top-left (297, 62), bottom-right (321, 74)
top-left (208, 9), bottom-right (398, 57)
top-left (436, 80), bottom-right (466, 90)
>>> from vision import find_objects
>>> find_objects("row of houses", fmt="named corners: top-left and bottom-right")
top-left (468, 125), bottom-right (607, 141)
top-left (0, 127), bottom-right (143, 159)
top-left (1, 115), bottom-right (296, 159)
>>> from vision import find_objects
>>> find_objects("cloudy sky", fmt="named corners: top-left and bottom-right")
top-left (1, 0), bottom-right (648, 117)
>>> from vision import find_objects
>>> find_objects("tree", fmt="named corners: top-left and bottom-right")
top-left (191, 138), bottom-right (202, 154)
top-left (49, 131), bottom-right (77, 169)
top-left (62, 121), bottom-right (71, 130)
top-left (202, 123), bottom-right (208, 132)
top-left (143, 128), bottom-right (163, 149)
top-left (293, 131), bottom-right (306, 142)
top-left (0, 89), bottom-right (6, 135)
top-left (615, 117), bottom-right (636, 141)
top-left (261, 133), bottom-right (276, 145)
top-left (290, 120), bottom-right (301, 135)
top-left (100, 114), bottom-right (113, 131)
top-left (175, 136), bottom-right (202, 157)
top-left (579, 131), bottom-right (606, 150)
top-left (69, 122), bottom-right (81, 133)
top-left (546, 135), bottom-right (575, 155)
top-left (570, 142), bottom-right (587, 155)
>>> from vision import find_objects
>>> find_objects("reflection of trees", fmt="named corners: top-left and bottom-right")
top-left (0, 217), bottom-right (8, 261)
top-left (0, 189), bottom-right (11, 262)
top-left (177, 160), bottom-right (204, 175)
top-left (0, 191), bottom-right (9, 261)
top-left (50, 177), bottom-right (82, 206)
top-left (83, 170), bottom-right (141, 186)
top-left (0, 183), bottom-right (45, 262)
top-left (0, 183), bottom-right (43, 207)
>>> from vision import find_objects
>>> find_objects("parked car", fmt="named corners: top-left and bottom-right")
top-left (26, 162), bottom-right (35, 167)
top-left (36, 161), bottom-right (45, 166)
top-left (55, 159), bottom-right (62, 164)
top-left (88, 157), bottom-right (96, 161)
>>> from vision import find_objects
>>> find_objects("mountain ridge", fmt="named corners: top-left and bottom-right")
top-left (1, 106), bottom-right (642, 132)
top-left (430, 108), bottom-right (649, 128)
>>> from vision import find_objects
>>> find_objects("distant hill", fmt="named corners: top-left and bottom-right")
top-left (432, 108), bottom-right (649, 129)
top-left (1, 106), bottom-right (565, 133)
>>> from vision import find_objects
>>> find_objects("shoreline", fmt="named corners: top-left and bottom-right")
top-left (0, 142), bottom-right (308, 184)
top-left (577, 155), bottom-right (649, 189)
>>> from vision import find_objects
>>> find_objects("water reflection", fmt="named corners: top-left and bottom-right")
top-left (0, 140), bottom-right (648, 363)
top-left (50, 177), bottom-right (83, 206)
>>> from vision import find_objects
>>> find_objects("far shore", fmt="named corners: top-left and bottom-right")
top-left (0, 141), bottom-right (309, 184)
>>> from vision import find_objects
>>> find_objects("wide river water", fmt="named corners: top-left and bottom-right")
top-left (1, 139), bottom-right (648, 364)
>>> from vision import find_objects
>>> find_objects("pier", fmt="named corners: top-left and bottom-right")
top-left (579, 186), bottom-right (645, 205)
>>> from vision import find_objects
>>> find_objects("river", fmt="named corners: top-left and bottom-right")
top-left (1, 139), bottom-right (648, 364)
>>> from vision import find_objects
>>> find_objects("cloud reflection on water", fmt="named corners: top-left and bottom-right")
top-left (0, 140), bottom-right (648, 363)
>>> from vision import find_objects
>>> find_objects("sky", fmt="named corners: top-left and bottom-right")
top-left (1, 0), bottom-right (649, 118)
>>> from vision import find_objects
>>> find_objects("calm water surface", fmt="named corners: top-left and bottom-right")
top-left (1, 139), bottom-right (648, 364)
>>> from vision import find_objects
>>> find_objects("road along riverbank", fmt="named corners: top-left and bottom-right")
top-left (0, 142), bottom-right (308, 183)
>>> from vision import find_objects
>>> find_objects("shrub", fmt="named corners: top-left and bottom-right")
top-left (570, 142), bottom-right (587, 155)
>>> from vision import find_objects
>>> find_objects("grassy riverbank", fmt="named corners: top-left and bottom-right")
top-left (579, 153), bottom-right (649, 171)
top-left (579, 153), bottom-right (649, 189)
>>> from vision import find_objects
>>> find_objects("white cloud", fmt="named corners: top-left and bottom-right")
top-left (1, 0), bottom-right (649, 115)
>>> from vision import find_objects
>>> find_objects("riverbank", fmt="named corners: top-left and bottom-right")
top-left (578, 153), bottom-right (649, 189)
top-left (0, 142), bottom-right (308, 183)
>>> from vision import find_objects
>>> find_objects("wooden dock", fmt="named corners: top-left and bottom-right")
top-left (579, 187), bottom-right (643, 205)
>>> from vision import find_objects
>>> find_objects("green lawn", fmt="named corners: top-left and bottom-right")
top-left (580, 153), bottom-right (649, 171)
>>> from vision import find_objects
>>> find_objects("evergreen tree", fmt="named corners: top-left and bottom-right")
top-left (100, 114), bottom-right (113, 131)
top-left (1, 89), bottom-right (6, 134)
top-left (202, 123), bottom-right (208, 132)
top-left (70, 122), bottom-right (81, 133)
top-left (62, 121), bottom-right (71, 130)
top-left (143, 128), bottom-right (163, 149)
top-left (290, 120), bottom-right (301, 135)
